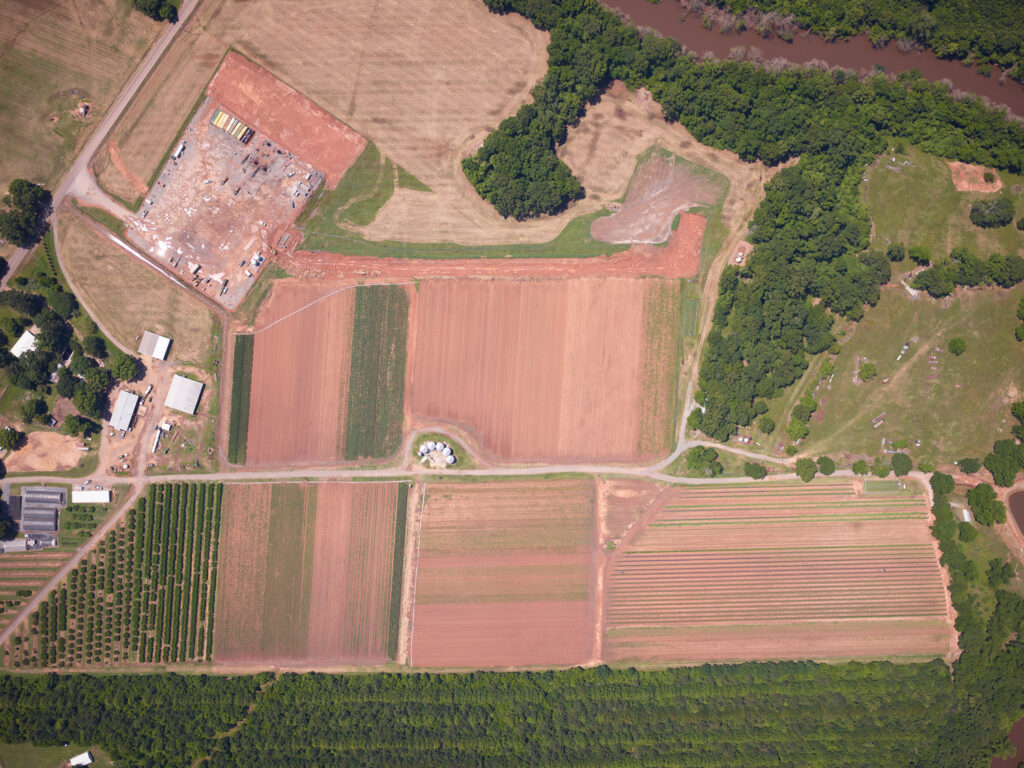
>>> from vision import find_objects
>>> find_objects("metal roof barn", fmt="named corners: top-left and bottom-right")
top-left (164, 374), bottom-right (204, 415)
top-left (10, 330), bottom-right (36, 358)
top-left (110, 390), bottom-right (141, 431)
top-left (138, 330), bottom-right (172, 360)
top-left (21, 506), bottom-right (57, 532)
top-left (72, 490), bottom-right (112, 504)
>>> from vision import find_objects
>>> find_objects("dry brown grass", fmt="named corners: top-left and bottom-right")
top-left (57, 213), bottom-right (215, 366)
top-left (0, 0), bottom-right (159, 192)
top-left (95, 0), bottom-right (550, 225)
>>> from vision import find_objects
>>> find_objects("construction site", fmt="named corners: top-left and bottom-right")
top-left (124, 99), bottom-right (322, 309)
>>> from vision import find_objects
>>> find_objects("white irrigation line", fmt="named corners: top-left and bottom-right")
top-left (253, 280), bottom-right (417, 334)
top-left (406, 484), bottom-right (427, 668)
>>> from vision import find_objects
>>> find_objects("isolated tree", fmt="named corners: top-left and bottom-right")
top-left (958, 522), bottom-right (978, 542)
top-left (686, 408), bottom-right (704, 434)
top-left (686, 446), bottom-right (723, 477)
top-left (109, 351), bottom-right (140, 383)
top-left (1017, 217), bottom-right (1024, 232)
top-left (886, 243), bottom-right (906, 262)
top-left (795, 458), bottom-right (817, 483)
top-left (19, 397), bottom-right (46, 425)
top-left (948, 337), bottom-right (966, 356)
top-left (967, 482), bottom-right (1006, 526)
top-left (891, 452), bottom-right (913, 476)
top-left (852, 459), bottom-right (869, 475)
top-left (907, 245), bottom-right (931, 265)
top-left (757, 415), bottom-right (775, 434)
top-left (871, 457), bottom-right (891, 478)
top-left (816, 456), bottom-right (835, 475)
top-left (958, 457), bottom-right (981, 474)
top-left (930, 472), bottom-right (955, 496)
top-left (969, 196), bottom-right (1014, 228)
top-left (786, 418), bottom-right (809, 442)
top-left (0, 427), bottom-right (23, 451)
top-left (744, 461), bottom-right (768, 479)
top-left (859, 362), bottom-right (878, 381)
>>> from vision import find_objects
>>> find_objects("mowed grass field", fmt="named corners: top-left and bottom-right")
top-left (605, 480), bottom-right (953, 664)
top-left (214, 482), bottom-right (408, 665)
top-left (0, 0), bottom-right (158, 193)
top-left (58, 214), bottom-right (217, 366)
top-left (864, 146), bottom-right (1024, 267)
top-left (227, 334), bottom-right (253, 464)
top-left (410, 478), bottom-right (595, 668)
top-left (802, 283), bottom-right (1024, 462)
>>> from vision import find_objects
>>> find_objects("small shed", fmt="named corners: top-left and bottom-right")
top-left (70, 752), bottom-right (94, 766)
top-left (164, 375), bottom-right (204, 415)
top-left (110, 390), bottom-right (141, 432)
top-left (138, 331), bottom-right (171, 360)
top-left (72, 490), bottom-right (112, 504)
top-left (10, 330), bottom-right (36, 359)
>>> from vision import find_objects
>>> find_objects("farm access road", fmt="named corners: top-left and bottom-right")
top-left (1, 0), bottom-right (203, 285)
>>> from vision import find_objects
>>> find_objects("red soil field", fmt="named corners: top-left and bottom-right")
top-left (245, 280), bottom-right (355, 466)
top-left (409, 278), bottom-right (678, 463)
top-left (208, 53), bottom-right (366, 186)
top-left (284, 213), bottom-right (705, 281)
top-left (410, 479), bottom-right (595, 668)
top-left (215, 481), bottom-right (405, 665)
top-left (946, 160), bottom-right (1003, 193)
top-left (604, 480), bottom-right (955, 663)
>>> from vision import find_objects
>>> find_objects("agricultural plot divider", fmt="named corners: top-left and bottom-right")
top-left (3, 483), bottom-right (223, 669)
top-left (227, 334), bottom-right (254, 464)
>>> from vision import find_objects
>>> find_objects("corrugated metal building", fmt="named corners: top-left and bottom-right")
top-left (138, 331), bottom-right (171, 361)
top-left (165, 375), bottom-right (204, 415)
top-left (110, 390), bottom-right (141, 432)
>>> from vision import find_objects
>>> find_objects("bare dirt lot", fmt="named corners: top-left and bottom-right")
top-left (408, 278), bottom-right (680, 463)
top-left (604, 480), bottom-right (956, 663)
top-left (245, 281), bottom-right (355, 466)
top-left (215, 482), bottom-right (405, 665)
top-left (591, 151), bottom-right (722, 244)
top-left (4, 431), bottom-right (82, 473)
top-left (947, 160), bottom-right (1003, 192)
top-left (124, 98), bottom-right (323, 310)
top-left (410, 479), bottom-right (594, 668)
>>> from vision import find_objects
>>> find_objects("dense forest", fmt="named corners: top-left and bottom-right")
top-left (469, 0), bottom-right (1024, 442)
top-left (710, 0), bottom-right (1024, 78)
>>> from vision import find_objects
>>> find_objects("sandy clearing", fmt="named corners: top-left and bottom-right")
top-left (245, 281), bottom-right (355, 466)
top-left (409, 278), bottom-right (677, 463)
top-left (4, 431), bottom-right (82, 473)
top-left (947, 160), bottom-right (1003, 192)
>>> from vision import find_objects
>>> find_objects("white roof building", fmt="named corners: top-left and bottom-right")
top-left (165, 374), bottom-right (204, 415)
top-left (138, 331), bottom-right (171, 360)
top-left (11, 330), bottom-right (36, 358)
top-left (70, 752), bottom-right (94, 766)
top-left (110, 390), bottom-right (141, 432)
top-left (72, 490), bottom-right (112, 504)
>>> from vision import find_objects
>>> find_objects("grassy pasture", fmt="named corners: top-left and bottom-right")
top-left (0, 0), bottom-right (159, 194)
top-left (227, 334), bottom-right (253, 465)
top-left (342, 285), bottom-right (410, 460)
top-left (0, 743), bottom-right (114, 768)
top-left (58, 214), bottom-right (217, 367)
top-left (639, 279), bottom-right (683, 456)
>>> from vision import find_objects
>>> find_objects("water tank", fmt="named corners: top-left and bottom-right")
top-left (426, 441), bottom-right (436, 451)
top-left (445, 455), bottom-right (456, 465)
top-left (442, 447), bottom-right (452, 456)
top-left (437, 442), bottom-right (447, 451)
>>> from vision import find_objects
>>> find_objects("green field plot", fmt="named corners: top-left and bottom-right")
top-left (639, 279), bottom-right (683, 455)
top-left (801, 282), bottom-right (1024, 462)
top-left (342, 285), bottom-right (410, 460)
top-left (3, 483), bottom-right (222, 669)
top-left (683, 298), bottom-right (699, 336)
top-left (227, 334), bottom-right (254, 465)
top-left (865, 146), bottom-right (1024, 274)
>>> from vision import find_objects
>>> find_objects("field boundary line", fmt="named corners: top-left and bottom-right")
top-left (253, 280), bottom-right (416, 334)
top-left (406, 483), bottom-right (427, 668)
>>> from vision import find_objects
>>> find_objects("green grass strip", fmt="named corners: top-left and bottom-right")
top-left (227, 334), bottom-right (254, 465)
top-left (342, 285), bottom-right (409, 460)
top-left (386, 483), bottom-right (409, 660)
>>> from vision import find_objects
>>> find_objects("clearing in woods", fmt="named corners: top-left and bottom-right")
top-left (410, 479), bottom-right (595, 668)
top-left (604, 479), bottom-right (954, 664)
top-left (409, 278), bottom-right (680, 462)
top-left (57, 214), bottom-right (217, 367)
top-left (214, 482), bottom-right (408, 665)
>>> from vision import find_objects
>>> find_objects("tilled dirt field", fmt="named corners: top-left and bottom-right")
top-left (409, 479), bottom-right (595, 668)
top-left (603, 480), bottom-right (955, 663)
top-left (408, 278), bottom-right (680, 463)
top-left (4, 431), bottom-right (83, 473)
top-left (947, 160), bottom-right (1003, 192)
top-left (245, 282), bottom-right (355, 466)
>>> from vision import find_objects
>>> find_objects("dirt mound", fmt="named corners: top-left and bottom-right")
top-left (591, 152), bottom-right (718, 244)
top-left (947, 160), bottom-right (1003, 193)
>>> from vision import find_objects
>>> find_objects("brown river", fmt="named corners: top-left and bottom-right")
top-left (605, 0), bottom-right (1024, 119)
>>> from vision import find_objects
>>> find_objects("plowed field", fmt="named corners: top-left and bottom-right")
top-left (605, 480), bottom-right (954, 663)
top-left (215, 482), bottom-right (408, 665)
top-left (410, 479), bottom-right (595, 668)
top-left (409, 278), bottom-right (680, 462)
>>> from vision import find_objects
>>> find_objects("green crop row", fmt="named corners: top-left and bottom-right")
top-left (3, 483), bottom-right (223, 670)
top-left (342, 285), bottom-right (409, 460)
top-left (386, 483), bottom-right (409, 660)
top-left (227, 334), bottom-right (254, 464)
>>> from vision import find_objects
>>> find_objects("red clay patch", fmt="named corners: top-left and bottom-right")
top-left (107, 141), bottom-right (148, 196)
top-left (947, 160), bottom-right (1003, 193)
top-left (207, 52), bottom-right (366, 185)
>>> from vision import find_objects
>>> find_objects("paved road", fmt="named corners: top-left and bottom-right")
top-left (2, 0), bottom-right (201, 285)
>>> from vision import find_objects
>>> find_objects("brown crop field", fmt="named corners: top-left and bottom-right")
top-left (244, 281), bottom-right (355, 466)
top-left (0, 554), bottom-right (70, 636)
top-left (409, 278), bottom-right (680, 463)
top-left (604, 480), bottom-right (955, 663)
top-left (410, 479), bottom-right (595, 668)
top-left (215, 481), bottom-right (408, 665)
